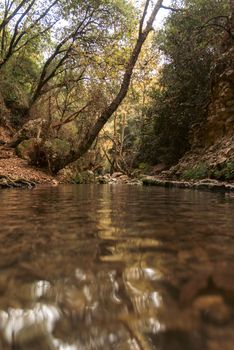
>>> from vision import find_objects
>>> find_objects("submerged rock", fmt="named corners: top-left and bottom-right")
top-left (193, 295), bottom-right (231, 325)
top-left (14, 323), bottom-right (55, 350)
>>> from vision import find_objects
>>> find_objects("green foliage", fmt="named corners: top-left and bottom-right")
top-left (182, 163), bottom-right (209, 180)
top-left (138, 162), bottom-right (150, 172)
top-left (0, 51), bottom-right (41, 126)
top-left (181, 161), bottom-right (234, 181)
top-left (73, 171), bottom-right (95, 184)
top-left (0, 53), bottom-right (39, 98)
top-left (73, 173), bottom-right (83, 184)
top-left (16, 139), bottom-right (38, 160)
top-left (41, 138), bottom-right (71, 172)
top-left (138, 0), bottom-right (229, 166)
top-left (0, 0), bottom-right (135, 136)
top-left (212, 162), bottom-right (234, 181)
top-left (0, 80), bottom-right (29, 127)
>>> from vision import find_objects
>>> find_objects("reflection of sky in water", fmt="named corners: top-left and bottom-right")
top-left (0, 304), bottom-right (95, 350)
top-left (0, 304), bottom-right (60, 342)
top-left (33, 280), bottom-right (51, 298)
top-left (0, 185), bottom-right (233, 349)
top-left (0, 267), bottom-right (164, 349)
top-left (0, 281), bottom-right (59, 347)
top-left (53, 339), bottom-right (78, 350)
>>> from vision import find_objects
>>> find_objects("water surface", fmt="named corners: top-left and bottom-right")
top-left (0, 185), bottom-right (233, 350)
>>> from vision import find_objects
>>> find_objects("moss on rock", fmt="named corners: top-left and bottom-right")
top-left (16, 138), bottom-right (39, 160)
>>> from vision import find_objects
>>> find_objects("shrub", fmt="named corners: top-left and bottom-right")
top-left (182, 163), bottom-right (209, 180)
top-left (138, 162), bottom-right (150, 172)
top-left (212, 162), bottom-right (234, 181)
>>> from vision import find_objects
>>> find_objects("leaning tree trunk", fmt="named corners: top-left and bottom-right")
top-left (56, 0), bottom-right (163, 172)
top-left (7, 0), bottom-right (164, 173)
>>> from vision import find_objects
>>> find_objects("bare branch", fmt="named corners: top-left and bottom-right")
top-left (52, 102), bottom-right (90, 130)
top-left (160, 5), bottom-right (185, 12)
top-left (139, 0), bottom-right (150, 34)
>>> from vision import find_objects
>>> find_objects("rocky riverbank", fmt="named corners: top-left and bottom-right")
top-left (1, 148), bottom-right (234, 193)
top-left (0, 128), bottom-right (233, 192)
top-left (142, 176), bottom-right (234, 193)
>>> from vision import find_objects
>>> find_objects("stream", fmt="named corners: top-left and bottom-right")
top-left (0, 184), bottom-right (233, 350)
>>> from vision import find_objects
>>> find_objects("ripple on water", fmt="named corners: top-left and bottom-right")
top-left (0, 185), bottom-right (233, 350)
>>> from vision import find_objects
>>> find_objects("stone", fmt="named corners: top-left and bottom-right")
top-left (112, 172), bottom-right (123, 178)
top-left (193, 295), bottom-right (231, 324)
top-left (142, 176), bottom-right (164, 186)
top-left (98, 176), bottom-right (109, 184)
top-left (14, 323), bottom-right (55, 350)
top-left (43, 138), bottom-right (71, 172)
top-left (11, 119), bottom-right (48, 146)
top-left (199, 179), bottom-right (219, 184)
top-left (152, 163), bottom-right (167, 174)
top-left (16, 138), bottom-right (39, 161)
top-left (118, 175), bottom-right (129, 182)
top-left (193, 182), bottom-right (226, 192)
top-left (226, 184), bottom-right (234, 192)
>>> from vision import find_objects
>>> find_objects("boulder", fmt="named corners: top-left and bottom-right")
top-left (16, 137), bottom-right (71, 173)
top-left (16, 138), bottom-right (39, 161)
top-left (43, 138), bottom-right (71, 173)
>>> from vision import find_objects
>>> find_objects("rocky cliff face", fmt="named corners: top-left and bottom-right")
top-left (206, 48), bottom-right (234, 146)
top-left (205, 0), bottom-right (234, 148)
top-left (168, 7), bottom-right (234, 180)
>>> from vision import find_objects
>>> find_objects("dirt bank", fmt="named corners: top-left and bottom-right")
top-left (0, 127), bottom-right (56, 188)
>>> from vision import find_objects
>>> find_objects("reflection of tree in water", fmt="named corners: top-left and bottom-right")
top-left (0, 186), bottom-right (234, 349)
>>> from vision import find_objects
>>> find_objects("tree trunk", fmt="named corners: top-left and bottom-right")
top-left (58, 0), bottom-right (163, 171)
top-left (7, 0), bottom-right (163, 173)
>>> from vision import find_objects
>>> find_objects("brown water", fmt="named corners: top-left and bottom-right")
top-left (0, 185), bottom-right (233, 350)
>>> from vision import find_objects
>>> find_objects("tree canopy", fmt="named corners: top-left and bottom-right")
top-left (0, 0), bottom-right (232, 174)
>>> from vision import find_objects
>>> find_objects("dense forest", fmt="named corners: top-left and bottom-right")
top-left (0, 0), bottom-right (233, 182)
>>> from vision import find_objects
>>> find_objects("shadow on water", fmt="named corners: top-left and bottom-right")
top-left (0, 185), bottom-right (233, 350)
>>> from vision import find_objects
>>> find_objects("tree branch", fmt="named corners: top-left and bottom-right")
top-left (52, 102), bottom-right (90, 130)
top-left (160, 5), bottom-right (185, 12)
top-left (58, 0), bottom-right (163, 170)
top-left (139, 0), bottom-right (150, 34)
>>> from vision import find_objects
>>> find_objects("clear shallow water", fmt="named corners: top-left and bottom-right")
top-left (0, 184), bottom-right (233, 350)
